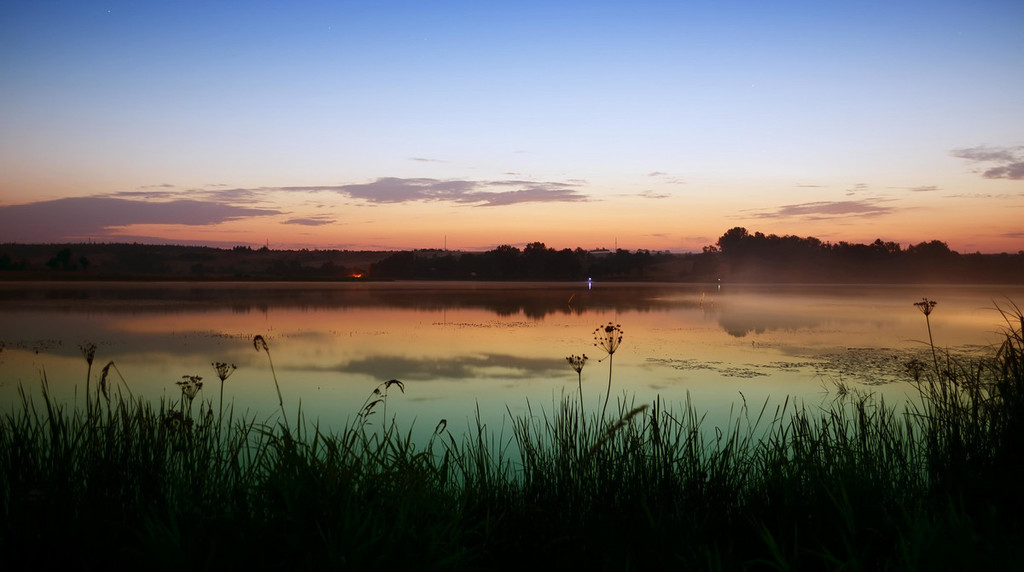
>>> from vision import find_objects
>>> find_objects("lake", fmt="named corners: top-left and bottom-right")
top-left (2, 281), bottom-right (1022, 441)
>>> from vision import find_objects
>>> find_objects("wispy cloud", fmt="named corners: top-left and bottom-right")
top-left (473, 187), bottom-right (586, 207)
top-left (283, 216), bottom-right (335, 226)
top-left (638, 190), bottom-right (672, 199)
top-left (111, 178), bottom-right (590, 207)
top-left (646, 171), bottom-right (686, 185)
top-left (109, 186), bottom-right (264, 203)
top-left (943, 192), bottom-right (1021, 199)
top-left (337, 178), bottom-right (477, 203)
top-left (844, 183), bottom-right (869, 196)
top-left (409, 157), bottom-right (447, 163)
top-left (0, 197), bottom-right (280, 242)
top-left (109, 190), bottom-right (182, 200)
top-left (882, 185), bottom-right (939, 193)
top-left (2, 176), bottom-right (590, 242)
top-left (750, 199), bottom-right (895, 220)
top-left (951, 145), bottom-right (1024, 180)
top-left (335, 177), bottom-right (587, 206)
top-left (155, 178), bottom-right (591, 206)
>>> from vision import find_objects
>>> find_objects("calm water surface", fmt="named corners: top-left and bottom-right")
top-left (2, 281), bottom-right (1022, 438)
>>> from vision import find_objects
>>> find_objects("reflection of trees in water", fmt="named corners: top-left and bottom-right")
top-left (716, 309), bottom-right (826, 338)
top-left (366, 288), bottom-right (695, 319)
top-left (0, 284), bottom-right (706, 319)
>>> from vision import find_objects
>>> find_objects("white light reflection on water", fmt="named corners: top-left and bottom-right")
top-left (1, 281), bottom-right (1021, 443)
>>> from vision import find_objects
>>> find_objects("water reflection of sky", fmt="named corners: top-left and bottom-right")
top-left (2, 282), bottom-right (1022, 435)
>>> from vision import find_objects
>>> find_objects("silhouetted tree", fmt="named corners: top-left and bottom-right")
top-left (491, 245), bottom-right (522, 278)
top-left (717, 227), bottom-right (751, 255)
top-left (46, 248), bottom-right (76, 271)
top-left (0, 253), bottom-right (22, 271)
top-left (907, 240), bottom-right (955, 259)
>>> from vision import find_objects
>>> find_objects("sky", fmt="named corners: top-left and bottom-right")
top-left (1, 0), bottom-right (1022, 253)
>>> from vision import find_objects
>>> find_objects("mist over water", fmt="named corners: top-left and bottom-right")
top-left (2, 281), bottom-right (1021, 438)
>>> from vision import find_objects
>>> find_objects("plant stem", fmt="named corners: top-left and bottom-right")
top-left (218, 379), bottom-right (225, 429)
top-left (84, 362), bottom-right (92, 417)
top-left (265, 351), bottom-right (289, 429)
top-left (601, 354), bottom-right (613, 422)
top-left (577, 371), bottom-right (584, 412)
top-left (926, 313), bottom-right (939, 374)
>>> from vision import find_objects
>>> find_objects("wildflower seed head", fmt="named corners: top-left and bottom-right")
top-left (593, 323), bottom-right (624, 356)
top-left (212, 361), bottom-right (237, 382)
top-left (914, 298), bottom-right (937, 316)
top-left (566, 354), bottom-right (588, 373)
top-left (80, 342), bottom-right (97, 366)
top-left (177, 375), bottom-right (203, 400)
top-left (99, 361), bottom-right (114, 400)
top-left (253, 335), bottom-right (269, 352)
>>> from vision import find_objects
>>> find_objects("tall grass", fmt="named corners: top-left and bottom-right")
top-left (2, 308), bottom-right (1024, 568)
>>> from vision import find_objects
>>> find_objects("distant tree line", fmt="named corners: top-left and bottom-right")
top-left (368, 242), bottom-right (671, 280)
top-left (704, 227), bottom-right (1024, 283)
top-left (1, 231), bottom-right (1022, 283)
top-left (0, 244), bottom-right (374, 280)
top-left (43, 247), bottom-right (90, 271)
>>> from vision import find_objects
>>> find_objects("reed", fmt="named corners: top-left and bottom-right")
top-left (253, 334), bottom-right (288, 429)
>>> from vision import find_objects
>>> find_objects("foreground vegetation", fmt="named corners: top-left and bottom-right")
top-left (2, 307), bottom-right (1024, 569)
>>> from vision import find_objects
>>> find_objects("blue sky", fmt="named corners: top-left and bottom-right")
top-left (2, 0), bottom-right (1022, 251)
